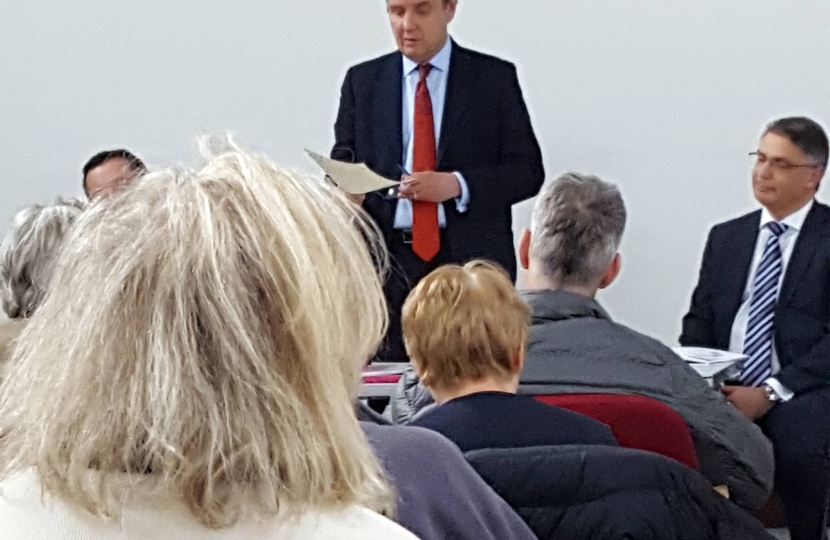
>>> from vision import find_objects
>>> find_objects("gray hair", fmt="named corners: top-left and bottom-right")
top-left (0, 197), bottom-right (86, 319)
top-left (529, 172), bottom-right (626, 286)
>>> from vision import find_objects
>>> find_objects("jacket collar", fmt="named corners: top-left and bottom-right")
top-left (521, 289), bottom-right (612, 324)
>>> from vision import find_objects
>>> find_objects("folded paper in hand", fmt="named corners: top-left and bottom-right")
top-left (305, 149), bottom-right (399, 195)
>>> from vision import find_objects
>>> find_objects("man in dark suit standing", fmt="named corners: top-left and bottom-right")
top-left (331, 0), bottom-right (544, 361)
top-left (681, 117), bottom-right (830, 540)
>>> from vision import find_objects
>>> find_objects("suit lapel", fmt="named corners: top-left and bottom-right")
top-left (372, 52), bottom-right (403, 175)
top-left (723, 212), bottom-right (761, 322)
top-left (779, 202), bottom-right (829, 303)
top-left (437, 41), bottom-right (469, 166)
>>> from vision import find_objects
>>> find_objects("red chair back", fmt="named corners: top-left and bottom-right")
top-left (534, 393), bottom-right (699, 470)
top-left (361, 373), bottom-right (403, 385)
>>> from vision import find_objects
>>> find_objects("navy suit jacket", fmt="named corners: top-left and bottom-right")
top-left (680, 201), bottom-right (830, 394)
top-left (331, 42), bottom-right (544, 279)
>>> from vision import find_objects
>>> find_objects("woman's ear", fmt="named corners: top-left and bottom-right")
top-left (412, 359), bottom-right (431, 388)
top-left (511, 343), bottom-right (526, 373)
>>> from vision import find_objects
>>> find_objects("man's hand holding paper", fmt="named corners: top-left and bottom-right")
top-left (397, 171), bottom-right (461, 203)
top-left (305, 149), bottom-right (399, 195)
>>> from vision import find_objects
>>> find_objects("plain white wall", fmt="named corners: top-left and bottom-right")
top-left (1, 1), bottom-right (828, 344)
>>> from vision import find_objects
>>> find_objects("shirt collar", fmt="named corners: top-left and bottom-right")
top-left (760, 198), bottom-right (814, 232)
top-left (402, 37), bottom-right (452, 77)
top-left (520, 289), bottom-right (613, 324)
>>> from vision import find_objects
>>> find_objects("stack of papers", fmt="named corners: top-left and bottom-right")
top-left (672, 347), bottom-right (746, 380)
top-left (672, 347), bottom-right (746, 364)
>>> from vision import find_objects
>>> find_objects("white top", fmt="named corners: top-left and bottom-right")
top-left (0, 469), bottom-right (419, 540)
top-left (728, 198), bottom-right (814, 398)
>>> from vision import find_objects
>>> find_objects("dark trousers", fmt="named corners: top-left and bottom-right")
top-left (759, 386), bottom-right (830, 540)
top-left (376, 228), bottom-right (452, 362)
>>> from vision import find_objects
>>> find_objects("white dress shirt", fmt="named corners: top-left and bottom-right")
top-left (728, 198), bottom-right (814, 400)
top-left (394, 37), bottom-right (470, 229)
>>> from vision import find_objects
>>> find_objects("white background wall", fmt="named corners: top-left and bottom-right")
top-left (1, 1), bottom-right (828, 344)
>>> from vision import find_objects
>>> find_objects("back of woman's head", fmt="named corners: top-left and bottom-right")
top-left (402, 261), bottom-right (530, 392)
top-left (0, 136), bottom-right (391, 528)
top-left (0, 197), bottom-right (86, 319)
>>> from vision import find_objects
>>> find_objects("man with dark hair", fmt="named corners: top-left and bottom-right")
top-left (331, 0), bottom-right (544, 361)
top-left (682, 116), bottom-right (830, 540)
top-left (82, 149), bottom-right (146, 199)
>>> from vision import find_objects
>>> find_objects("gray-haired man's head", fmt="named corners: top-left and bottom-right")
top-left (520, 172), bottom-right (626, 294)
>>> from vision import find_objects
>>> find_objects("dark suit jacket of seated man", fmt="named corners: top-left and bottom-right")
top-left (680, 117), bottom-right (830, 540)
top-left (331, 0), bottom-right (544, 361)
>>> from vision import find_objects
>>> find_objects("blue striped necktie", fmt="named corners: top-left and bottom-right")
top-left (740, 221), bottom-right (789, 387)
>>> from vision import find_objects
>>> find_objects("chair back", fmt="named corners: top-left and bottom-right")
top-left (534, 393), bottom-right (699, 470)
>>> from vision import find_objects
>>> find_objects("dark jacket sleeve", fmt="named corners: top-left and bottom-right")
top-left (666, 354), bottom-right (774, 510)
top-left (776, 330), bottom-right (830, 394)
top-left (362, 422), bottom-right (538, 540)
top-left (460, 63), bottom-right (544, 219)
top-left (680, 229), bottom-right (719, 347)
top-left (332, 67), bottom-right (356, 159)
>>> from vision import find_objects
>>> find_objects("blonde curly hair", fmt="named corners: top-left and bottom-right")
top-left (0, 136), bottom-right (392, 528)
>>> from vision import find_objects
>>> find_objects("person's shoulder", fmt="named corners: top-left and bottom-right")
top-left (814, 199), bottom-right (830, 212)
top-left (528, 395), bottom-right (604, 426)
top-left (809, 200), bottom-right (830, 223)
top-left (363, 422), bottom-right (478, 489)
top-left (452, 43), bottom-right (516, 72)
top-left (363, 421), bottom-right (461, 457)
top-left (604, 318), bottom-right (687, 367)
top-left (709, 209), bottom-right (761, 238)
top-left (0, 472), bottom-right (416, 540)
top-left (306, 506), bottom-right (418, 540)
top-left (346, 51), bottom-right (401, 78)
top-left (407, 400), bottom-right (452, 429)
top-left (528, 398), bottom-right (617, 444)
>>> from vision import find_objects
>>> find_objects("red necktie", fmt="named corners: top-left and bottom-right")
top-left (411, 63), bottom-right (440, 262)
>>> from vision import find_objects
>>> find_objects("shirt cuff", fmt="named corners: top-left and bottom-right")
top-left (453, 172), bottom-right (470, 213)
top-left (764, 377), bottom-right (795, 402)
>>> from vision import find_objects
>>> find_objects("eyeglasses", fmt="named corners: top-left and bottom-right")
top-left (749, 151), bottom-right (821, 172)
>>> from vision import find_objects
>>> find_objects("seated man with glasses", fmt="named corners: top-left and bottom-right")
top-left (682, 116), bottom-right (830, 540)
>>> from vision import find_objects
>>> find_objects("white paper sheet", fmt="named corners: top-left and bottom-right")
top-left (672, 346), bottom-right (747, 364)
top-left (305, 149), bottom-right (399, 195)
